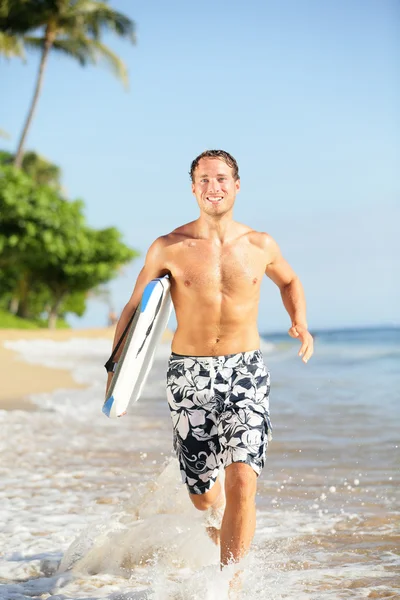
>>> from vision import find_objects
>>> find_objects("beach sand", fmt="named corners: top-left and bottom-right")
top-left (0, 326), bottom-right (174, 411)
top-left (0, 327), bottom-right (115, 411)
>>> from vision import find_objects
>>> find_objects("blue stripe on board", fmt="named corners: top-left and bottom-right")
top-left (141, 276), bottom-right (169, 312)
top-left (102, 396), bottom-right (115, 418)
top-left (140, 280), bottom-right (158, 312)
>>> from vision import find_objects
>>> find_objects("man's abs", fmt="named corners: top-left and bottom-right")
top-left (171, 302), bottom-right (261, 356)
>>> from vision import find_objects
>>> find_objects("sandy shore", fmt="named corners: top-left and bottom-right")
top-left (0, 327), bottom-right (116, 411)
top-left (0, 327), bottom-right (174, 411)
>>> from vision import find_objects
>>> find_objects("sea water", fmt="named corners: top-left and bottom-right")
top-left (0, 328), bottom-right (399, 599)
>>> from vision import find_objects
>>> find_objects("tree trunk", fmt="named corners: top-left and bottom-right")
top-left (9, 296), bottom-right (19, 315)
top-left (16, 272), bottom-right (30, 318)
top-left (48, 308), bottom-right (58, 330)
top-left (14, 27), bottom-right (55, 168)
top-left (48, 293), bottom-right (65, 330)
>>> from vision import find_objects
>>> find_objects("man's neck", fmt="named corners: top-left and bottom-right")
top-left (196, 213), bottom-right (236, 244)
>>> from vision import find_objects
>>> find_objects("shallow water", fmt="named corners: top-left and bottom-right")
top-left (0, 328), bottom-right (399, 599)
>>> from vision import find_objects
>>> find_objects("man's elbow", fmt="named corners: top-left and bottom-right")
top-left (280, 275), bottom-right (300, 293)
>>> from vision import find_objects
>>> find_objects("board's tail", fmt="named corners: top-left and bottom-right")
top-left (102, 395), bottom-right (115, 418)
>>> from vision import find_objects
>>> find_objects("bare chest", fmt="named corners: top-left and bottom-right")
top-left (170, 242), bottom-right (265, 292)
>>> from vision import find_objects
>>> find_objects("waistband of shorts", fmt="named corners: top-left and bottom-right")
top-left (169, 349), bottom-right (263, 367)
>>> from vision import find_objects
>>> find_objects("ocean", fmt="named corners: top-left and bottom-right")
top-left (0, 327), bottom-right (399, 599)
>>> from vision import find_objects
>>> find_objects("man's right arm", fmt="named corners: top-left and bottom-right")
top-left (106, 237), bottom-right (169, 391)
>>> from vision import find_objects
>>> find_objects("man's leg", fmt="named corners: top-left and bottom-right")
top-left (189, 479), bottom-right (226, 545)
top-left (188, 478), bottom-right (224, 511)
top-left (220, 462), bottom-right (257, 566)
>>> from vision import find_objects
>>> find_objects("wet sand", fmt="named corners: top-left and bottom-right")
top-left (0, 327), bottom-right (174, 411)
top-left (0, 328), bottom-right (115, 411)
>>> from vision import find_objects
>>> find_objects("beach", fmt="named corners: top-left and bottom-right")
top-left (0, 326), bottom-right (399, 599)
top-left (0, 328), bottom-right (114, 411)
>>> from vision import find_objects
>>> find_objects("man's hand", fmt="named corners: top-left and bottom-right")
top-left (288, 324), bottom-right (314, 363)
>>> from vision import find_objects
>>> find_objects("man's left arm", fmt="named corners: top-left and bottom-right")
top-left (263, 234), bottom-right (314, 363)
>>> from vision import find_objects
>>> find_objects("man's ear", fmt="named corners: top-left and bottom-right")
top-left (191, 182), bottom-right (196, 195)
top-left (235, 178), bottom-right (241, 193)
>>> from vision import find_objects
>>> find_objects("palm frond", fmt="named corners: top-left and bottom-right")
top-left (0, 0), bottom-right (58, 33)
top-left (23, 35), bottom-right (45, 51)
top-left (0, 31), bottom-right (25, 59)
top-left (51, 36), bottom-right (91, 65)
top-left (61, 0), bottom-right (136, 43)
top-left (89, 38), bottom-right (129, 87)
top-left (52, 35), bottom-right (128, 87)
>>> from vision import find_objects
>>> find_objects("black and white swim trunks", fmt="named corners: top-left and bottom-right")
top-left (166, 350), bottom-right (272, 495)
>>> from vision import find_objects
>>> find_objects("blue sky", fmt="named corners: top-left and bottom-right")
top-left (1, 0), bottom-right (399, 332)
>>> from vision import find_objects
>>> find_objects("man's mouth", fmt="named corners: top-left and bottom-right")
top-left (206, 196), bottom-right (223, 203)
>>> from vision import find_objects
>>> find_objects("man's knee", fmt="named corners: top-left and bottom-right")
top-left (189, 480), bottom-right (221, 511)
top-left (225, 462), bottom-right (257, 505)
top-left (190, 494), bottom-right (214, 511)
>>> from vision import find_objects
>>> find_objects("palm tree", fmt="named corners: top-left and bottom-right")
top-left (0, 0), bottom-right (135, 168)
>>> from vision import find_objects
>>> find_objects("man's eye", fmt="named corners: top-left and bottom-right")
top-left (201, 179), bottom-right (208, 183)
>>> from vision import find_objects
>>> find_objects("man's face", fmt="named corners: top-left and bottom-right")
top-left (192, 158), bottom-right (240, 217)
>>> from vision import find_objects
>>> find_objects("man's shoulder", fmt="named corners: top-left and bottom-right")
top-left (246, 229), bottom-right (274, 252)
top-left (151, 222), bottom-right (195, 251)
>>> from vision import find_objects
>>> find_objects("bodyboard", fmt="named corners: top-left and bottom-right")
top-left (103, 276), bottom-right (172, 418)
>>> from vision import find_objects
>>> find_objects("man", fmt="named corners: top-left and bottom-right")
top-left (106, 149), bottom-right (313, 574)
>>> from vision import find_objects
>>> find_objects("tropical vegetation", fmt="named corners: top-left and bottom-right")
top-left (0, 2), bottom-right (138, 328)
top-left (0, 155), bottom-right (137, 328)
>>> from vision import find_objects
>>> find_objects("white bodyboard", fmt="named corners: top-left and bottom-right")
top-left (103, 276), bottom-right (172, 418)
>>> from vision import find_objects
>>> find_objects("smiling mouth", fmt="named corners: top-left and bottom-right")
top-left (206, 196), bottom-right (223, 203)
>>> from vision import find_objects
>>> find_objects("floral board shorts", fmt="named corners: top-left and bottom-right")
top-left (166, 350), bottom-right (272, 495)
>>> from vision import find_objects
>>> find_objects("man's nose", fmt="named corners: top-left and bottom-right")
top-left (208, 179), bottom-right (221, 192)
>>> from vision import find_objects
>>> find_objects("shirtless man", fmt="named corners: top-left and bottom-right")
top-left (106, 149), bottom-right (313, 573)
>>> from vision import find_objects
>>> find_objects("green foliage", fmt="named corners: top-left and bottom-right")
top-left (0, 308), bottom-right (69, 329)
top-left (0, 265), bottom-right (19, 311)
top-left (0, 30), bottom-right (25, 59)
top-left (0, 165), bottom-right (85, 269)
top-left (61, 291), bottom-right (87, 318)
top-left (0, 308), bottom-right (39, 329)
top-left (0, 149), bottom-right (62, 188)
top-left (0, 163), bottom-right (138, 327)
top-left (0, 149), bottom-right (13, 164)
top-left (34, 315), bottom-right (70, 329)
top-left (22, 151), bottom-right (62, 189)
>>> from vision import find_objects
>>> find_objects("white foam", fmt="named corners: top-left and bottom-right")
top-left (0, 336), bottom-right (398, 600)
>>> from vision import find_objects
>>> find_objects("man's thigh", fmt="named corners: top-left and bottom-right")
top-left (219, 397), bottom-right (270, 468)
top-left (166, 366), bottom-right (221, 494)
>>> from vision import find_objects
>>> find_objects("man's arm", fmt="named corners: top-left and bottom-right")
top-left (106, 237), bottom-right (169, 391)
top-left (263, 234), bottom-right (313, 363)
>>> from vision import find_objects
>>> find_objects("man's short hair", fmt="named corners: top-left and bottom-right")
top-left (189, 150), bottom-right (240, 182)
